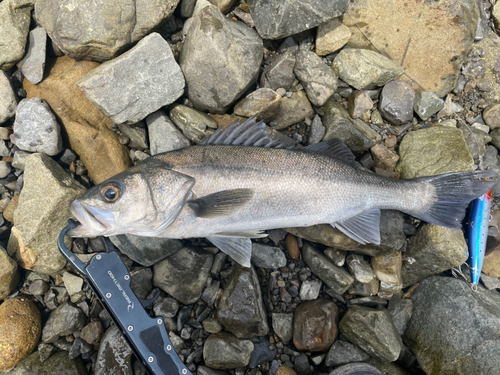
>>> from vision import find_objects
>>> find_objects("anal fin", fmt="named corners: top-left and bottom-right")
top-left (188, 189), bottom-right (254, 218)
top-left (207, 235), bottom-right (252, 267)
top-left (331, 209), bottom-right (381, 245)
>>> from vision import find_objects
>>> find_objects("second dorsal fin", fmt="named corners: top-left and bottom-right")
top-left (201, 116), bottom-right (292, 149)
top-left (305, 139), bottom-right (362, 168)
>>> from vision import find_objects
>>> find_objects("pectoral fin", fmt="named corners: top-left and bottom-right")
top-left (207, 235), bottom-right (252, 267)
top-left (188, 189), bottom-right (254, 218)
top-left (331, 209), bottom-right (381, 245)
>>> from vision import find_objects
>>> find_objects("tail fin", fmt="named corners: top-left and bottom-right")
top-left (410, 170), bottom-right (497, 229)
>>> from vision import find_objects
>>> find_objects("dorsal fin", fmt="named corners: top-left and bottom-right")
top-left (201, 116), bottom-right (292, 149)
top-left (305, 139), bottom-right (362, 168)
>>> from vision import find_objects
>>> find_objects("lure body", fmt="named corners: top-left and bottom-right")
top-left (468, 190), bottom-right (492, 284)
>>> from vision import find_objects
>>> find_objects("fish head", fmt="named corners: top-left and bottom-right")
top-left (68, 161), bottom-right (194, 237)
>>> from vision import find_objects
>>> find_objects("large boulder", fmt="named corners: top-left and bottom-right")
top-left (180, 5), bottom-right (263, 113)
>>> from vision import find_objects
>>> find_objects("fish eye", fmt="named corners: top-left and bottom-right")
top-left (100, 185), bottom-right (121, 203)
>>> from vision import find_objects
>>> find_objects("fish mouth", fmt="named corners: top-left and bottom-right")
top-left (68, 200), bottom-right (108, 237)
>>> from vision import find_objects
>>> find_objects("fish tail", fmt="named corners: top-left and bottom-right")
top-left (409, 170), bottom-right (497, 230)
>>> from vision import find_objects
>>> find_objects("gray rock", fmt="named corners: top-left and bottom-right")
top-left (117, 122), bottom-right (148, 150)
top-left (18, 27), bottom-right (47, 85)
top-left (346, 254), bottom-right (375, 283)
top-left (483, 104), bottom-right (500, 129)
top-left (130, 267), bottom-right (153, 299)
top-left (203, 317), bottom-right (224, 334)
top-left (325, 340), bottom-right (370, 367)
top-left (379, 81), bottom-right (415, 125)
top-left (248, 336), bottom-right (276, 368)
top-left (251, 243), bottom-right (287, 269)
top-left (204, 333), bottom-right (254, 369)
top-left (217, 265), bottom-right (269, 339)
top-left (169, 105), bottom-right (218, 144)
top-left (180, 5), bottom-right (263, 113)
top-left (273, 91), bottom-right (314, 130)
top-left (349, 296), bottom-right (388, 308)
top-left (0, 247), bottom-right (19, 299)
top-left (13, 98), bottom-right (63, 156)
top-left (78, 33), bottom-right (184, 124)
top-left (36, 0), bottom-right (179, 62)
top-left (272, 313), bottom-right (293, 345)
top-left (322, 99), bottom-right (380, 154)
top-left (316, 18), bottom-right (352, 56)
top-left (28, 279), bottom-right (49, 296)
top-left (330, 363), bottom-right (383, 375)
top-left (459, 124), bottom-right (491, 161)
top-left (41, 302), bottom-right (86, 343)
top-left (413, 92), bottom-right (444, 121)
top-left (7, 153), bottom-right (86, 274)
top-left (0, 72), bottom-right (17, 124)
top-left (0, 160), bottom-right (11, 178)
top-left (294, 50), bottom-right (338, 107)
top-left (347, 91), bottom-right (374, 119)
top-left (299, 279), bottom-right (322, 301)
top-left (197, 366), bottom-right (230, 375)
top-left (153, 296), bottom-right (179, 319)
top-left (481, 273), bottom-right (500, 290)
top-left (201, 280), bottom-right (220, 305)
top-left (260, 51), bottom-right (296, 91)
top-left (324, 248), bottom-right (346, 267)
top-left (339, 305), bottom-right (403, 362)
top-left (308, 114), bottom-right (325, 144)
top-left (350, 279), bottom-right (379, 297)
top-left (0, 0), bottom-right (33, 71)
top-left (153, 246), bottom-right (214, 304)
top-left (302, 243), bottom-right (354, 294)
top-left (402, 224), bottom-right (468, 287)
top-left (234, 88), bottom-right (282, 122)
top-left (404, 276), bottom-right (500, 375)
top-left (211, 252), bottom-right (227, 275)
top-left (180, 0), bottom-right (197, 18)
top-left (80, 320), bottom-right (103, 345)
top-left (332, 49), bottom-right (404, 90)
top-left (95, 325), bottom-right (132, 375)
top-left (146, 111), bottom-right (191, 155)
top-left (387, 298), bottom-right (413, 336)
top-left (8, 350), bottom-right (87, 375)
top-left (109, 233), bottom-right (183, 267)
top-left (294, 353), bottom-right (312, 375)
top-left (62, 272), bottom-right (84, 297)
top-left (247, 0), bottom-right (349, 40)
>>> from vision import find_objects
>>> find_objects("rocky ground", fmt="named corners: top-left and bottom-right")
top-left (1, 0), bottom-right (500, 374)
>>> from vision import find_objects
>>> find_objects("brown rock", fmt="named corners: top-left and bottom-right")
top-left (3, 194), bottom-right (18, 222)
top-left (209, 114), bottom-right (246, 129)
top-left (384, 134), bottom-right (397, 148)
top-left (483, 237), bottom-right (500, 277)
top-left (233, 88), bottom-right (282, 122)
top-left (371, 251), bottom-right (402, 284)
top-left (273, 91), bottom-right (314, 130)
top-left (23, 56), bottom-right (131, 184)
top-left (0, 297), bottom-right (41, 371)
top-left (344, 0), bottom-right (480, 98)
top-left (347, 90), bottom-right (373, 119)
top-left (293, 299), bottom-right (339, 352)
top-left (0, 247), bottom-right (19, 299)
top-left (285, 234), bottom-right (300, 260)
top-left (371, 144), bottom-right (400, 171)
top-left (276, 366), bottom-right (298, 375)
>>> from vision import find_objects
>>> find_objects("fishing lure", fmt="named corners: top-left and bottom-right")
top-left (468, 190), bottom-right (492, 285)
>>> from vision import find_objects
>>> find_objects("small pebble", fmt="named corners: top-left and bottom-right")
top-left (285, 234), bottom-right (300, 260)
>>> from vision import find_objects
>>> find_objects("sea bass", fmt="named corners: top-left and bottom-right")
top-left (68, 118), bottom-right (496, 266)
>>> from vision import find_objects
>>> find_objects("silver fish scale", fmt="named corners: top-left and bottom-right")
top-left (155, 145), bottom-right (417, 238)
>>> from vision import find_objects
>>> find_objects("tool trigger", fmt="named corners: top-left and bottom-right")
top-left (138, 289), bottom-right (160, 308)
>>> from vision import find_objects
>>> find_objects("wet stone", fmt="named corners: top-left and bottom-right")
top-left (349, 296), bottom-right (388, 308)
top-left (316, 18), bottom-right (352, 56)
top-left (110, 234), bottom-right (183, 267)
top-left (332, 49), bottom-right (404, 90)
top-left (413, 92), bottom-right (444, 121)
top-left (379, 81), bottom-right (415, 125)
top-left (217, 265), bottom-right (269, 339)
top-left (387, 298), bottom-right (413, 336)
top-left (347, 90), bottom-right (373, 119)
top-left (302, 243), bottom-right (354, 293)
top-left (78, 33), bottom-right (184, 125)
top-left (180, 5), bottom-right (263, 113)
top-left (346, 254), bottom-right (375, 283)
top-left (325, 340), bottom-right (370, 367)
top-left (251, 243), bottom-right (287, 269)
top-left (95, 325), bottom-right (132, 375)
top-left (248, 336), bottom-right (276, 368)
top-left (153, 297), bottom-right (179, 319)
top-left (294, 50), bottom-right (338, 107)
top-left (203, 317), bottom-right (224, 334)
top-left (146, 111), bottom-right (190, 155)
top-left (260, 51), bottom-right (296, 91)
top-left (41, 302), bottom-right (86, 343)
top-left (272, 313), bottom-right (293, 345)
top-left (18, 27), bottom-right (47, 85)
top-left (294, 353), bottom-right (312, 375)
top-left (201, 280), bottom-right (220, 305)
top-left (13, 97), bottom-right (63, 156)
top-left (233, 88), bottom-right (282, 122)
top-left (324, 248), bottom-right (346, 267)
top-left (247, 0), bottom-right (349, 40)
top-left (130, 267), bottom-right (153, 299)
top-left (80, 320), bottom-right (103, 345)
top-left (339, 305), bottom-right (402, 362)
top-left (153, 246), bottom-right (213, 304)
top-left (203, 332), bottom-right (254, 369)
top-left (371, 251), bottom-right (402, 285)
top-left (299, 279), bottom-right (322, 301)
top-left (170, 104), bottom-right (218, 144)
top-left (293, 299), bottom-right (339, 352)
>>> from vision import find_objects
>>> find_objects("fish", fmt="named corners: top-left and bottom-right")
top-left (68, 118), bottom-right (497, 267)
top-left (467, 190), bottom-right (492, 285)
